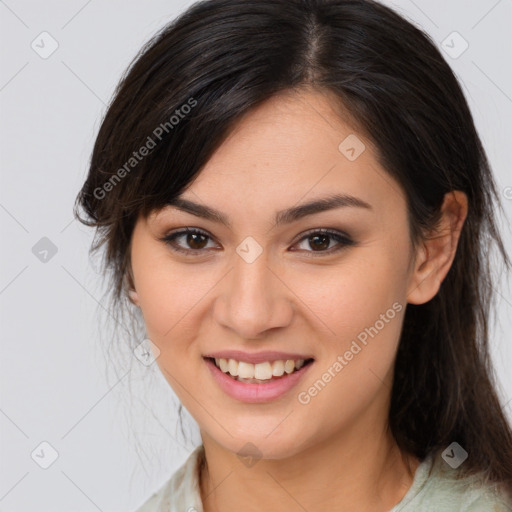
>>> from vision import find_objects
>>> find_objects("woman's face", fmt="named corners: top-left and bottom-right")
top-left (129, 88), bottom-right (422, 459)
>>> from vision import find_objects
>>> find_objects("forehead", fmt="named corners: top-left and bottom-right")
top-left (150, 89), bottom-right (407, 225)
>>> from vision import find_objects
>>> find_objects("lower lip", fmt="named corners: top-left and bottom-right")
top-left (204, 357), bottom-right (314, 403)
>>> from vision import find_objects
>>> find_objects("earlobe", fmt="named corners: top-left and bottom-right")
top-left (128, 288), bottom-right (140, 306)
top-left (407, 190), bottom-right (468, 305)
top-left (406, 242), bottom-right (433, 304)
top-left (125, 265), bottom-right (140, 306)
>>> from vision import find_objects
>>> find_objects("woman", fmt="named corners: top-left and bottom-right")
top-left (74, 0), bottom-right (512, 510)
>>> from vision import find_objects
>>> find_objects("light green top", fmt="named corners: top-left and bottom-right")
top-left (134, 444), bottom-right (512, 512)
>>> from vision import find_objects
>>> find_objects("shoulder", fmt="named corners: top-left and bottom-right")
top-left (394, 450), bottom-right (512, 512)
top-left (133, 445), bottom-right (205, 512)
top-left (435, 474), bottom-right (512, 511)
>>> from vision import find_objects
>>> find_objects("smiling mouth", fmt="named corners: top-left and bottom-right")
top-left (204, 356), bottom-right (315, 383)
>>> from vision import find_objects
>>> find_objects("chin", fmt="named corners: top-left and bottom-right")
top-left (212, 430), bottom-right (311, 463)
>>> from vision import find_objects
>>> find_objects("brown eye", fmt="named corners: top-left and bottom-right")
top-left (185, 232), bottom-right (209, 250)
top-left (160, 228), bottom-right (217, 254)
top-left (291, 229), bottom-right (355, 256)
top-left (308, 233), bottom-right (331, 251)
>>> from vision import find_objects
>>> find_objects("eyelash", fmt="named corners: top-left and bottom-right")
top-left (159, 227), bottom-right (355, 257)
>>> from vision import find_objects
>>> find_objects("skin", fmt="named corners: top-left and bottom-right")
top-left (128, 87), bottom-right (468, 512)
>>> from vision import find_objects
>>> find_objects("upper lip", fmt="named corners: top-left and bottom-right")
top-left (203, 350), bottom-right (314, 364)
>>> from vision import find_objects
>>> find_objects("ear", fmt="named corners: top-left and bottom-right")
top-left (407, 190), bottom-right (468, 305)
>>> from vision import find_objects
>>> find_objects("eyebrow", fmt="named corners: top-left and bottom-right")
top-left (163, 193), bottom-right (373, 229)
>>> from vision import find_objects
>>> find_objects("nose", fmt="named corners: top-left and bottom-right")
top-left (213, 248), bottom-right (293, 339)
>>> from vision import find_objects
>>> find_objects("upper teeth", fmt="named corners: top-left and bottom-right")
top-left (215, 358), bottom-right (306, 379)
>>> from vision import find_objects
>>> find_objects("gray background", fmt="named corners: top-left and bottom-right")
top-left (1, 0), bottom-right (511, 510)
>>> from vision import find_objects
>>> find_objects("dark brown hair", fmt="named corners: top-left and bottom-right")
top-left (74, 0), bottom-right (512, 493)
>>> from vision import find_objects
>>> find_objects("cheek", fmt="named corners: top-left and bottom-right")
top-left (131, 237), bottom-right (213, 338)
top-left (292, 249), bottom-right (407, 343)
top-left (291, 249), bottom-right (407, 398)
top-left (134, 262), bottom-right (211, 381)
